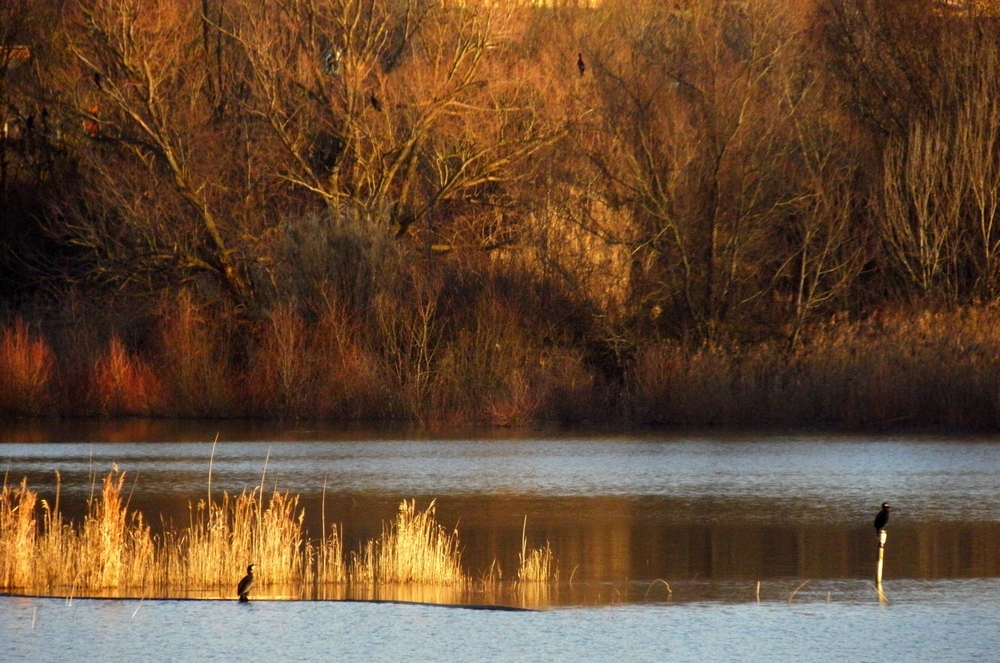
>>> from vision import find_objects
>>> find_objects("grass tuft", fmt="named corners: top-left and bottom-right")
top-left (349, 499), bottom-right (466, 585)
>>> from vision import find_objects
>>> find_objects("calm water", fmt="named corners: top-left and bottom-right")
top-left (2, 422), bottom-right (1000, 659)
top-left (3, 582), bottom-right (1000, 663)
top-left (3, 421), bottom-right (1000, 591)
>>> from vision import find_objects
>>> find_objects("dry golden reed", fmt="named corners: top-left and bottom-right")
top-left (518, 542), bottom-right (555, 583)
top-left (0, 471), bottom-right (161, 593)
top-left (0, 470), bottom-right (340, 597)
top-left (517, 516), bottom-right (556, 584)
top-left (348, 499), bottom-right (466, 585)
top-left (0, 472), bottom-right (556, 603)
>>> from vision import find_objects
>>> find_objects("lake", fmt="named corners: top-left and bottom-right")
top-left (2, 421), bottom-right (1000, 660)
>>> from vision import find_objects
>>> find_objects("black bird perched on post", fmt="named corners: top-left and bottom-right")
top-left (874, 502), bottom-right (890, 533)
top-left (577, 52), bottom-right (586, 77)
top-left (237, 564), bottom-right (255, 603)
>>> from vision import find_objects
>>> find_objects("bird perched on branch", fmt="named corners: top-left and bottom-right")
top-left (577, 52), bottom-right (586, 77)
top-left (874, 502), bottom-right (890, 534)
top-left (238, 564), bottom-right (255, 603)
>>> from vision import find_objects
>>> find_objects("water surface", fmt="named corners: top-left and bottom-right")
top-left (3, 422), bottom-right (1000, 601)
top-left (3, 580), bottom-right (1000, 663)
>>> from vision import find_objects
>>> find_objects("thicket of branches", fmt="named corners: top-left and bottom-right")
top-left (2, 0), bottom-right (1000, 425)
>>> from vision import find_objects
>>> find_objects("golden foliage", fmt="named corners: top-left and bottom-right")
top-left (0, 319), bottom-right (54, 416)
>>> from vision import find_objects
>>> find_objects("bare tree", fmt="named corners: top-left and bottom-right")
top-left (573, 0), bottom-right (797, 340)
top-left (778, 97), bottom-right (868, 347)
top-left (50, 0), bottom-right (272, 307)
top-left (951, 26), bottom-right (1000, 298)
top-left (818, 0), bottom-right (946, 135)
top-left (878, 11), bottom-right (1000, 302)
top-left (881, 121), bottom-right (962, 299)
top-left (0, 0), bottom-right (33, 195)
top-left (231, 0), bottom-right (560, 240)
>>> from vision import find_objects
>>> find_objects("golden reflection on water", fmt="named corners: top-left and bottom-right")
top-left (316, 495), bottom-right (1000, 586)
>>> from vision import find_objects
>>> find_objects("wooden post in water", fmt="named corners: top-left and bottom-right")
top-left (875, 530), bottom-right (887, 600)
top-left (876, 530), bottom-right (887, 584)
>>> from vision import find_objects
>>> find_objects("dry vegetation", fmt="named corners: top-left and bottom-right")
top-left (1, 0), bottom-right (1000, 428)
top-left (0, 470), bottom-right (558, 604)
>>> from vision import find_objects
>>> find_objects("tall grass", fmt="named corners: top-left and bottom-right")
top-left (518, 533), bottom-right (556, 584)
top-left (181, 489), bottom-right (320, 591)
top-left (0, 472), bottom-right (557, 604)
top-left (516, 516), bottom-right (556, 605)
top-left (0, 477), bottom-right (39, 589)
top-left (0, 470), bottom-right (336, 597)
top-left (349, 500), bottom-right (466, 585)
top-left (0, 471), bottom-right (161, 593)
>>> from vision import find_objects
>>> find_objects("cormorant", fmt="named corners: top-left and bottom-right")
top-left (874, 502), bottom-right (890, 533)
top-left (369, 91), bottom-right (382, 112)
top-left (237, 564), bottom-right (255, 602)
top-left (577, 53), bottom-right (585, 77)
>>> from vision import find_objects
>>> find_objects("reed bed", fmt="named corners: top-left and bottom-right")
top-left (0, 470), bottom-right (339, 597)
top-left (0, 472), bottom-right (162, 593)
top-left (0, 472), bottom-right (557, 604)
top-left (348, 500), bottom-right (466, 586)
top-left (180, 488), bottom-right (328, 591)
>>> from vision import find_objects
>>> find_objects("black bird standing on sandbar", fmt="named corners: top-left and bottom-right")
top-left (238, 564), bottom-right (255, 603)
top-left (874, 502), bottom-right (890, 534)
top-left (577, 52), bottom-right (586, 77)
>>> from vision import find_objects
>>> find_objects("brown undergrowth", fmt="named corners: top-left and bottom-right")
top-left (0, 319), bottom-right (54, 416)
top-left (632, 307), bottom-right (1000, 429)
top-left (3, 305), bottom-right (1000, 428)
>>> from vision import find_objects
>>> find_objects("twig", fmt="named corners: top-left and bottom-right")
top-left (788, 579), bottom-right (811, 602)
top-left (207, 432), bottom-right (219, 506)
top-left (644, 578), bottom-right (673, 599)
